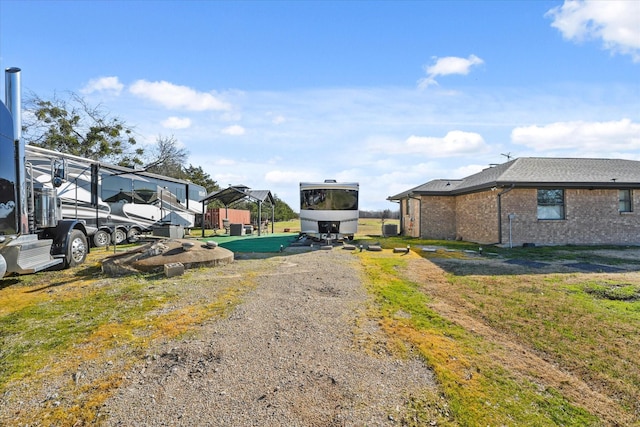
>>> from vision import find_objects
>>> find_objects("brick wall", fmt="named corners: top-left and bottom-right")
top-left (417, 188), bottom-right (640, 246)
top-left (456, 191), bottom-right (499, 244)
top-left (419, 196), bottom-right (457, 240)
top-left (500, 188), bottom-right (640, 246)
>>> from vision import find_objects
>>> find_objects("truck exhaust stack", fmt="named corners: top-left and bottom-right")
top-left (5, 67), bottom-right (28, 235)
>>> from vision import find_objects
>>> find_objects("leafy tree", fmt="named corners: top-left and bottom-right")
top-left (23, 92), bottom-right (143, 167)
top-left (184, 164), bottom-right (219, 194)
top-left (235, 194), bottom-right (297, 223)
top-left (273, 194), bottom-right (297, 221)
top-left (24, 93), bottom-right (221, 195)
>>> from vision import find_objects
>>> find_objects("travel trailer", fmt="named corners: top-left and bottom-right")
top-left (299, 180), bottom-right (359, 240)
top-left (26, 145), bottom-right (206, 246)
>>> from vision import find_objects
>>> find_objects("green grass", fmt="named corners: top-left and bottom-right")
top-left (358, 235), bottom-right (640, 263)
top-left (359, 252), bottom-right (603, 426)
top-left (581, 281), bottom-right (640, 301)
top-left (354, 234), bottom-right (640, 424)
top-left (0, 278), bottom-right (164, 386)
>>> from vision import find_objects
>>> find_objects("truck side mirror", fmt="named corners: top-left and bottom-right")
top-left (52, 158), bottom-right (66, 187)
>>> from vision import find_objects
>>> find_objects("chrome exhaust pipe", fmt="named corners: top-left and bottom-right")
top-left (5, 67), bottom-right (28, 235)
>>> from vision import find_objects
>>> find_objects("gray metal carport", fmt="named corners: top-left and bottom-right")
top-left (200, 185), bottom-right (275, 236)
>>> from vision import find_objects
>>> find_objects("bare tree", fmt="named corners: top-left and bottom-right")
top-left (144, 135), bottom-right (189, 179)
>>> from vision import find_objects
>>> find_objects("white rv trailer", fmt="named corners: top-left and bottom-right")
top-left (25, 145), bottom-right (206, 246)
top-left (100, 164), bottom-right (206, 233)
top-left (299, 180), bottom-right (359, 240)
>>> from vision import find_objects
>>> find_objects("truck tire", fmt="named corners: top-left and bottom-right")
top-left (93, 230), bottom-right (111, 247)
top-left (0, 254), bottom-right (7, 278)
top-left (114, 228), bottom-right (127, 244)
top-left (66, 229), bottom-right (88, 268)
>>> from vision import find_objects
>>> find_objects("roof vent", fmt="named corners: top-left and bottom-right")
top-left (324, 179), bottom-right (337, 183)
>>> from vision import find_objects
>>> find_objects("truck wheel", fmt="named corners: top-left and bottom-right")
top-left (0, 254), bottom-right (7, 278)
top-left (66, 229), bottom-right (88, 267)
top-left (114, 228), bottom-right (127, 244)
top-left (93, 230), bottom-right (111, 247)
top-left (127, 227), bottom-right (141, 243)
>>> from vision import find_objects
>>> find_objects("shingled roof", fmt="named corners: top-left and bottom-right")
top-left (388, 157), bottom-right (640, 200)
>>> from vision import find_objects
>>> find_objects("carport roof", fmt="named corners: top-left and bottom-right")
top-left (202, 185), bottom-right (275, 206)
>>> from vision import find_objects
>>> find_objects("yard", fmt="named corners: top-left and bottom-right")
top-left (1, 218), bottom-right (639, 425)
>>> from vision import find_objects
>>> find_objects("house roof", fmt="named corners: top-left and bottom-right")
top-left (388, 157), bottom-right (640, 200)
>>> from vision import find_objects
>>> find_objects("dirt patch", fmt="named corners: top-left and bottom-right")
top-left (421, 247), bottom-right (640, 276)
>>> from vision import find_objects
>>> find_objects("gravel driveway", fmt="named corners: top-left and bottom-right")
top-left (104, 249), bottom-right (435, 426)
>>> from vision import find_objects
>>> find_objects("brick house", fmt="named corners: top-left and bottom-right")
top-left (387, 157), bottom-right (640, 246)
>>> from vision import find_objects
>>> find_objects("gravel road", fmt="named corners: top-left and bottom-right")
top-left (104, 249), bottom-right (436, 426)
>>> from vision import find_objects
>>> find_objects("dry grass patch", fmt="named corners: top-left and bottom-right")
top-left (0, 248), bottom-right (258, 426)
top-left (358, 248), bottom-right (639, 425)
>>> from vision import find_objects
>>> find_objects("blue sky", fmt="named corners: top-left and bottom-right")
top-left (1, 1), bottom-right (639, 211)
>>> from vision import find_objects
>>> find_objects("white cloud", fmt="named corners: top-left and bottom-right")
top-left (161, 116), bottom-right (191, 129)
top-left (451, 164), bottom-right (486, 178)
top-left (404, 130), bottom-right (489, 157)
top-left (129, 80), bottom-right (231, 111)
top-left (418, 54), bottom-right (484, 88)
top-left (212, 172), bottom-right (247, 187)
top-left (215, 158), bottom-right (238, 166)
top-left (546, 0), bottom-right (640, 62)
top-left (511, 118), bottom-right (640, 152)
top-left (272, 115), bottom-right (286, 125)
top-left (80, 76), bottom-right (124, 95)
top-left (221, 125), bottom-right (246, 136)
top-left (265, 170), bottom-right (314, 184)
top-left (220, 111), bottom-right (243, 122)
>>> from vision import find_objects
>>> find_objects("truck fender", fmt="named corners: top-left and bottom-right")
top-left (42, 219), bottom-right (90, 257)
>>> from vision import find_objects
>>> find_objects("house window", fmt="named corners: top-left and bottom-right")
top-left (537, 189), bottom-right (565, 220)
top-left (619, 189), bottom-right (632, 213)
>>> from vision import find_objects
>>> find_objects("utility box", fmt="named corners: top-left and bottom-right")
top-left (153, 224), bottom-right (184, 239)
top-left (229, 223), bottom-right (245, 236)
top-left (383, 224), bottom-right (398, 237)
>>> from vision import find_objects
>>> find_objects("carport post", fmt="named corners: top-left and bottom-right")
top-left (201, 199), bottom-right (205, 237)
top-left (257, 200), bottom-right (262, 236)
